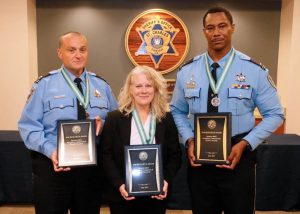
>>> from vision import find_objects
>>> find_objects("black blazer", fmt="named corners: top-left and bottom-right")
top-left (101, 110), bottom-right (182, 202)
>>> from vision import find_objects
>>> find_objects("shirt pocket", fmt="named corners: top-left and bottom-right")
top-left (228, 88), bottom-right (254, 115)
top-left (89, 98), bottom-right (108, 110)
top-left (89, 98), bottom-right (109, 119)
top-left (184, 88), bottom-right (201, 114)
top-left (44, 97), bottom-right (75, 112)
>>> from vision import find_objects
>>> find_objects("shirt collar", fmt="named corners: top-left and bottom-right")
top-left (62, 66), bottom-right (87, 84)
top-left (206, 47), bottom-right (234, 69)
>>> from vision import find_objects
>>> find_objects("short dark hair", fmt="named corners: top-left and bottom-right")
top-left (203, 7), bottom-right (233, 27)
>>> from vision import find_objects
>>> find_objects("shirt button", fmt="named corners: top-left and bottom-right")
top-left (60, 104), bottom-right (64, 108)
top-left (239, 94), bottom-right (243, 99)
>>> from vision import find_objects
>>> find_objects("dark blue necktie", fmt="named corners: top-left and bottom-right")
top-left (207, 63), bottom-right (219, 112)
top-left (74, 78), bottom-right (86, 120)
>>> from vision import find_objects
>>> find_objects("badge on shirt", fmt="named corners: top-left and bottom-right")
top-left (186, 75), bottom-right (196, 89)
top-left (94, 89), bottom-right (101, 97)
top-left (236, 73), bottom-right (246, 82)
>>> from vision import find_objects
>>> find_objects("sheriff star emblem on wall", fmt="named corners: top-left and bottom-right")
top-left (135, 16), bottom-right (179, 69)
top-left (125, 9), bottom-right (189, 74)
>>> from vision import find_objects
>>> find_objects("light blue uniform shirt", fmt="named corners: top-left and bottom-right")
top-left (18, 67), bottom-right (118, 158)
top-left (170, 49), bottom-right (284, 150)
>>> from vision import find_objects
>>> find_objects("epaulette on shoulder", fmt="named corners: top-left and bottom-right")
top-left (34, 73), bottom-right (52, 84)
top-left (88, 72), bottom-right (109, 85)
top-left (95, 75), bottom-right (108, 84)
top-left (249, 59), bottom-right (268, 71)
top-left (179, 58), bottom-right (194, 70)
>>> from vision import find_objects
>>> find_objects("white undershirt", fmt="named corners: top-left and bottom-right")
top-left (130, 114), bottom-right (156, 145)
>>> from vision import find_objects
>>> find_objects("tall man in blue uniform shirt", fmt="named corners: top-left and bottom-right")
top-left (19, 32), bottom-right (118, 214)
top-left (170, 7), bottom-right (284, 214)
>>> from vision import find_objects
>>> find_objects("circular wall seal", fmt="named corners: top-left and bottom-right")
top-left (125, 9), bottom-right (190, 74)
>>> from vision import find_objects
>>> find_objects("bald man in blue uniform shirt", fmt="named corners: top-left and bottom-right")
top-left (19, 32), bottom-right (118, 214)
top-left (170, 7), bottom-right (284, 214)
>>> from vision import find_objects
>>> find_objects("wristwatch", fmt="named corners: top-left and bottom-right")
top-left (246, 142), bottom-right (252, 151)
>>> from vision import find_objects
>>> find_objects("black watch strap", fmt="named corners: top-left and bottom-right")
top-left (246, 143), bottom-right (252, 151)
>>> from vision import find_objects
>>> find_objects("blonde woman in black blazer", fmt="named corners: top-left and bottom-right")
top-left (101, 66), bottom-right (182, 214)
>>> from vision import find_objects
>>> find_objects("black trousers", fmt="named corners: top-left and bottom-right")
top-left (31, 152), bottom-right (102, 214)
top-left (188, 133), bottom-right (256, 214)
top-left (109, 197), bottom-right (166, 214)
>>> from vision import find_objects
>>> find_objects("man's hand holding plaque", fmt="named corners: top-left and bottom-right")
top-left (216, 139), bottom-right (248, 170)
top-left (186, 138), bottom-right (201, 167)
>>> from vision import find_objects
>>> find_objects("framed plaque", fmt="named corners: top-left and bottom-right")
top-left (124, 144), bottom-right (163, 197)
top-left (194, 113), bottom-right (232, 164)
top-left (57, 120), bottom-right (97, 167)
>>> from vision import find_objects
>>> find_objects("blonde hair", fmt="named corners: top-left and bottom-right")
top-left (118, 65), bottom-right (168, 121)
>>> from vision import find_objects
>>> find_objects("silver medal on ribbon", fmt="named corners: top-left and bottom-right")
top-left (211, 96), bottom-right (221, 107)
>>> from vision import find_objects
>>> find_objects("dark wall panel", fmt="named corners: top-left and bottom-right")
top-left (37, 1), bottom-right (281, 95)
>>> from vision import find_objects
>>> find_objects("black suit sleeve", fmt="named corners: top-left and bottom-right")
top-left (162, 113), bottom-right (182, 184)
top-left (101, 111), bottom-right (124, 190)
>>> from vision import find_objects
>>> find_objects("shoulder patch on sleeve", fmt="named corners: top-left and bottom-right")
top-left (26, 85), bottom-right (36, 103)
top-left (267, 74), bottom-right (277, 89)
top-left (249, 59), bottom-right (268, 71)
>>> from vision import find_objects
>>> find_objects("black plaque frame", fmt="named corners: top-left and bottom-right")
top-left (57, 119), bottom-right (97, 167)
top-left (194, 112), bottom-right (232, 164)
top-left (124, 144), bottom-right (163, 197)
